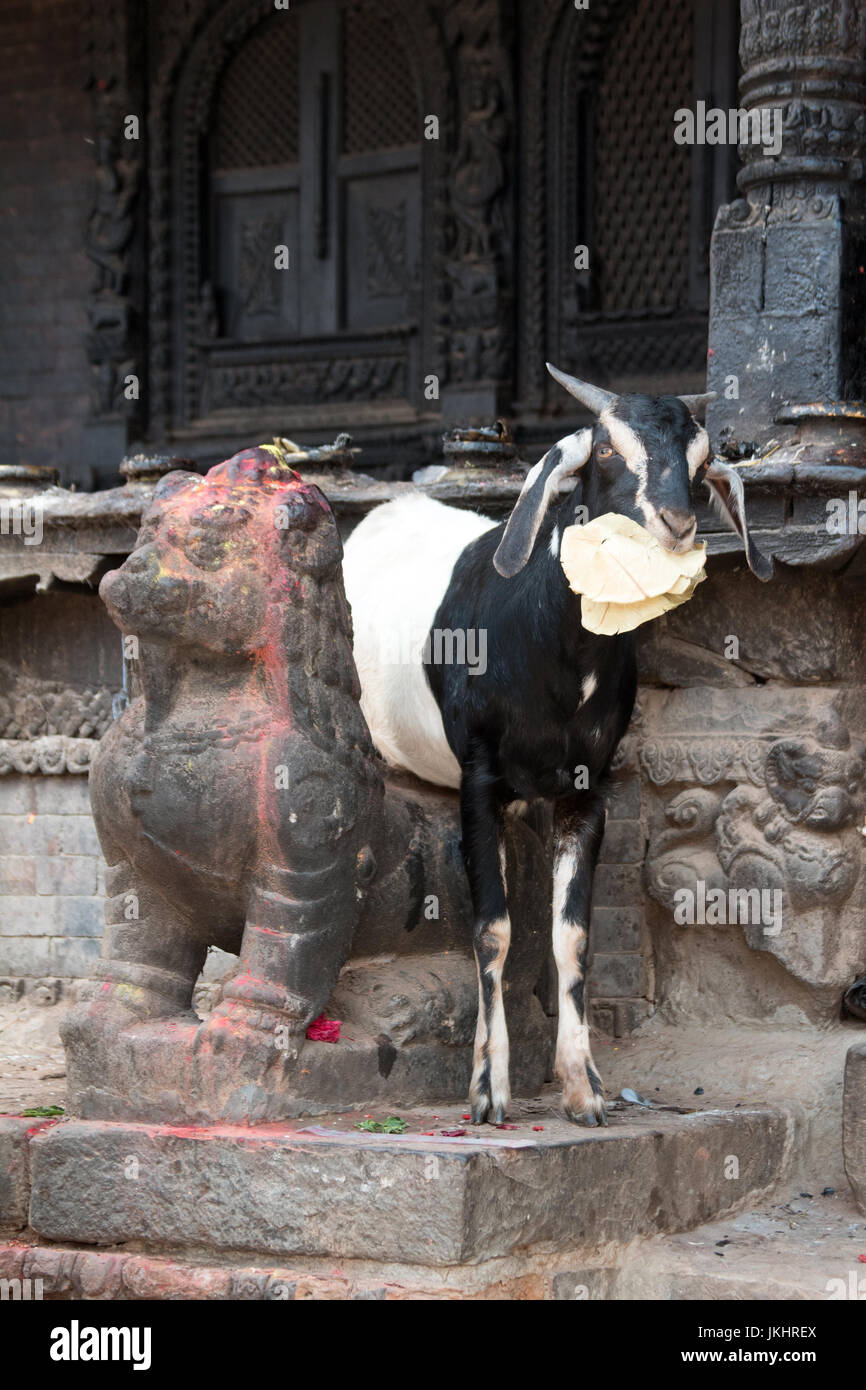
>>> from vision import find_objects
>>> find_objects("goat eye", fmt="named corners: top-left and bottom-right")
top-left (596, 445), bottom-right (615, 459)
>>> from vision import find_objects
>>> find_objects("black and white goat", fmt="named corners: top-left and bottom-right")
top-left (342, 364), bottom-right (772, 1126)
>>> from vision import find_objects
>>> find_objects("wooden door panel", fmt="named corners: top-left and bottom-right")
top-left (216, 188), bottom-right (300, 341)
top-left (342, 170), bottom-right (419, 332)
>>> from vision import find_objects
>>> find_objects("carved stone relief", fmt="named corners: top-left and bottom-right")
top-left (0, 669), bottom-right (114, 742)
top-left (645, 711), bottom-right (866, 992)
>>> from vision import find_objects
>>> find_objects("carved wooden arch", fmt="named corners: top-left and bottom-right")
top-left (147, 0), bottom-right (451, 439)
top-left (517, 0), bottom-right (632, 409)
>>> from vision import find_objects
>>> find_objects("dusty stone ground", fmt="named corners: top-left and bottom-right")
top-left (620, 1189), bottom-right (866, 1299)
top-left (0, 1000), bottom-right (66, 1113)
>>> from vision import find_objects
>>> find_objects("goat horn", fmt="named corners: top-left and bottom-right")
top-left (546, 362), bottom-right (616, 415)
top-left (678, 392), bottom-right (717, 418)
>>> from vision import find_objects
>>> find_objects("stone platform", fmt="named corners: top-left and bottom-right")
top-left (1, 1094), bottom-right (791, 1297)
top-left (844, 1041), bottom-right (866, 1214)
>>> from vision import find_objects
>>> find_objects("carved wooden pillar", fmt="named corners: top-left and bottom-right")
top-left (439, 0), bottom-right (516, 424)
top-left (81, 0), bottom-right (145, 487)
top-left (707, 0), bottom-right (866, 445)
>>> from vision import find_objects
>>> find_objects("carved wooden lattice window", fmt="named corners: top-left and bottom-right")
top-left (343, 5), bottom-right (419, 154)
top-left (555, 0), bottom-right (739, 389)
top-left (215, 20), bottom-right (300, 169)
top-left (195, 1), bottom-right (421, 423)
top-left (593, 0), bottom-right (693, 314)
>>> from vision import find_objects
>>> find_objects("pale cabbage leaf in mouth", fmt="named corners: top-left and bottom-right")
top-left (559, 512), bottom-right (706, 635)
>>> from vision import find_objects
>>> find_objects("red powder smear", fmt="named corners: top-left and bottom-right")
top-left (440, 1129), bottom-right (466, 1137)
top-left (306, 1015), bottom-right (341, 1043)
top-left (859, 1254), bottom-right (866, 1264)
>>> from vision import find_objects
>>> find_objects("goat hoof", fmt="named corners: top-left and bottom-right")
top-left (563, 1096), bottom-right (608, 1128)
top-left (469, 1097), bottom-right (510, 1124)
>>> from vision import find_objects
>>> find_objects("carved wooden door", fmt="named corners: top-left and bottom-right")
top-left (201, 0), bottom-right (421, 422)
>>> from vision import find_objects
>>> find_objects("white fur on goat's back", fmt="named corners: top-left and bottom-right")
top-left (342, 492), bottom-right (497, 788)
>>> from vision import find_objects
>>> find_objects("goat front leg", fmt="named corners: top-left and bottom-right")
top-left (553, 797), bottom-right (607, 1126)
top-left (461, 743), bottom-right (511, 1123)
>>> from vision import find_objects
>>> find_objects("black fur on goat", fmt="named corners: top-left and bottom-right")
top-left (423, 364), bottom-right (773, 1126)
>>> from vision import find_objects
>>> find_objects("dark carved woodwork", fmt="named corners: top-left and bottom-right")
top-left (437, 0), bottom-right (515, 409)
top-left (737, 0), bottom-right (866, 198)
top-left (142, 0), bottom-right (448, 442)
top-left (202, 348), bottom-right (407, 411)
top-left (516, 0), bottom-right (739, 410)
top-left (365, 204), bottom-right (409, 299)
top-left (238, 214), bottom-right (284, 317)
top-left (76, 0), bottom-right (747, 462)
top-left (82, 0), bottom-right (145, 467)
top-left (534, 0), bottom-right (739, 405)
top-left (214, 18), bottom-right (300, 168)
top-left (343, 3), bottom-right (420, 154)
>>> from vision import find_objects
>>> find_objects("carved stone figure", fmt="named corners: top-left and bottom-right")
top-left (62, 446), bottom-right (550, 1122)
top-left (646, 716), bottom-right (865, 995)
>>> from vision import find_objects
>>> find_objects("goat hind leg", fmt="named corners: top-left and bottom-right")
top-left (461, 753), bottom-right (511, 1123)
top-left (470, 876), bottom-right (511, 1122)
top-left (553, 800), bottom-right (607, 1126)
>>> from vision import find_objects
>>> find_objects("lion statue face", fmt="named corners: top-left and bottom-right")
top-left (100, 447), bottom-right (339, 655)
top-left (763, 734), bottom-right (866, 831)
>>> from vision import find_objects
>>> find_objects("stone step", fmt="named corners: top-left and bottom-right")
top-left (615, 1190), bottom-right (866, 1300)
top-left (22, 1098), bottom-right (789, 1270)
top-left (4, 1190), bottom-right (862, 1301)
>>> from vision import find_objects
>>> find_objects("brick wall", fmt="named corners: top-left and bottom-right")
top-left (588, 771), bottom-right (653, 1037)
top-left (0, 0), bottom-right (92, 477)
top-left (0, 775), bottom-right (104, 999)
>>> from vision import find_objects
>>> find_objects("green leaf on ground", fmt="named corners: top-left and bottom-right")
top-left (355, 1115), bottom-right (409, 1134)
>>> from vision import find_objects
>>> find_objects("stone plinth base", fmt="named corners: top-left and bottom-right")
top-left (8, 1100), bottom-right (789, 1290)
top-left (62, 1001), bottom-right (552, 1127)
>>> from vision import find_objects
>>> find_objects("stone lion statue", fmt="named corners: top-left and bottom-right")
top-left (63, 447), bottom-right (550, 1122)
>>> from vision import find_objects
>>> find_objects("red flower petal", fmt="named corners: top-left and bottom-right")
top-left (305, 1015), bottom-right (341, 1042)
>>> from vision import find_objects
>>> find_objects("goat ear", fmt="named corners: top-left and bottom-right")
top-left (493, 430), bottom-right (592, 579)
top-left (703, 459), bottom-right (774, 581)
